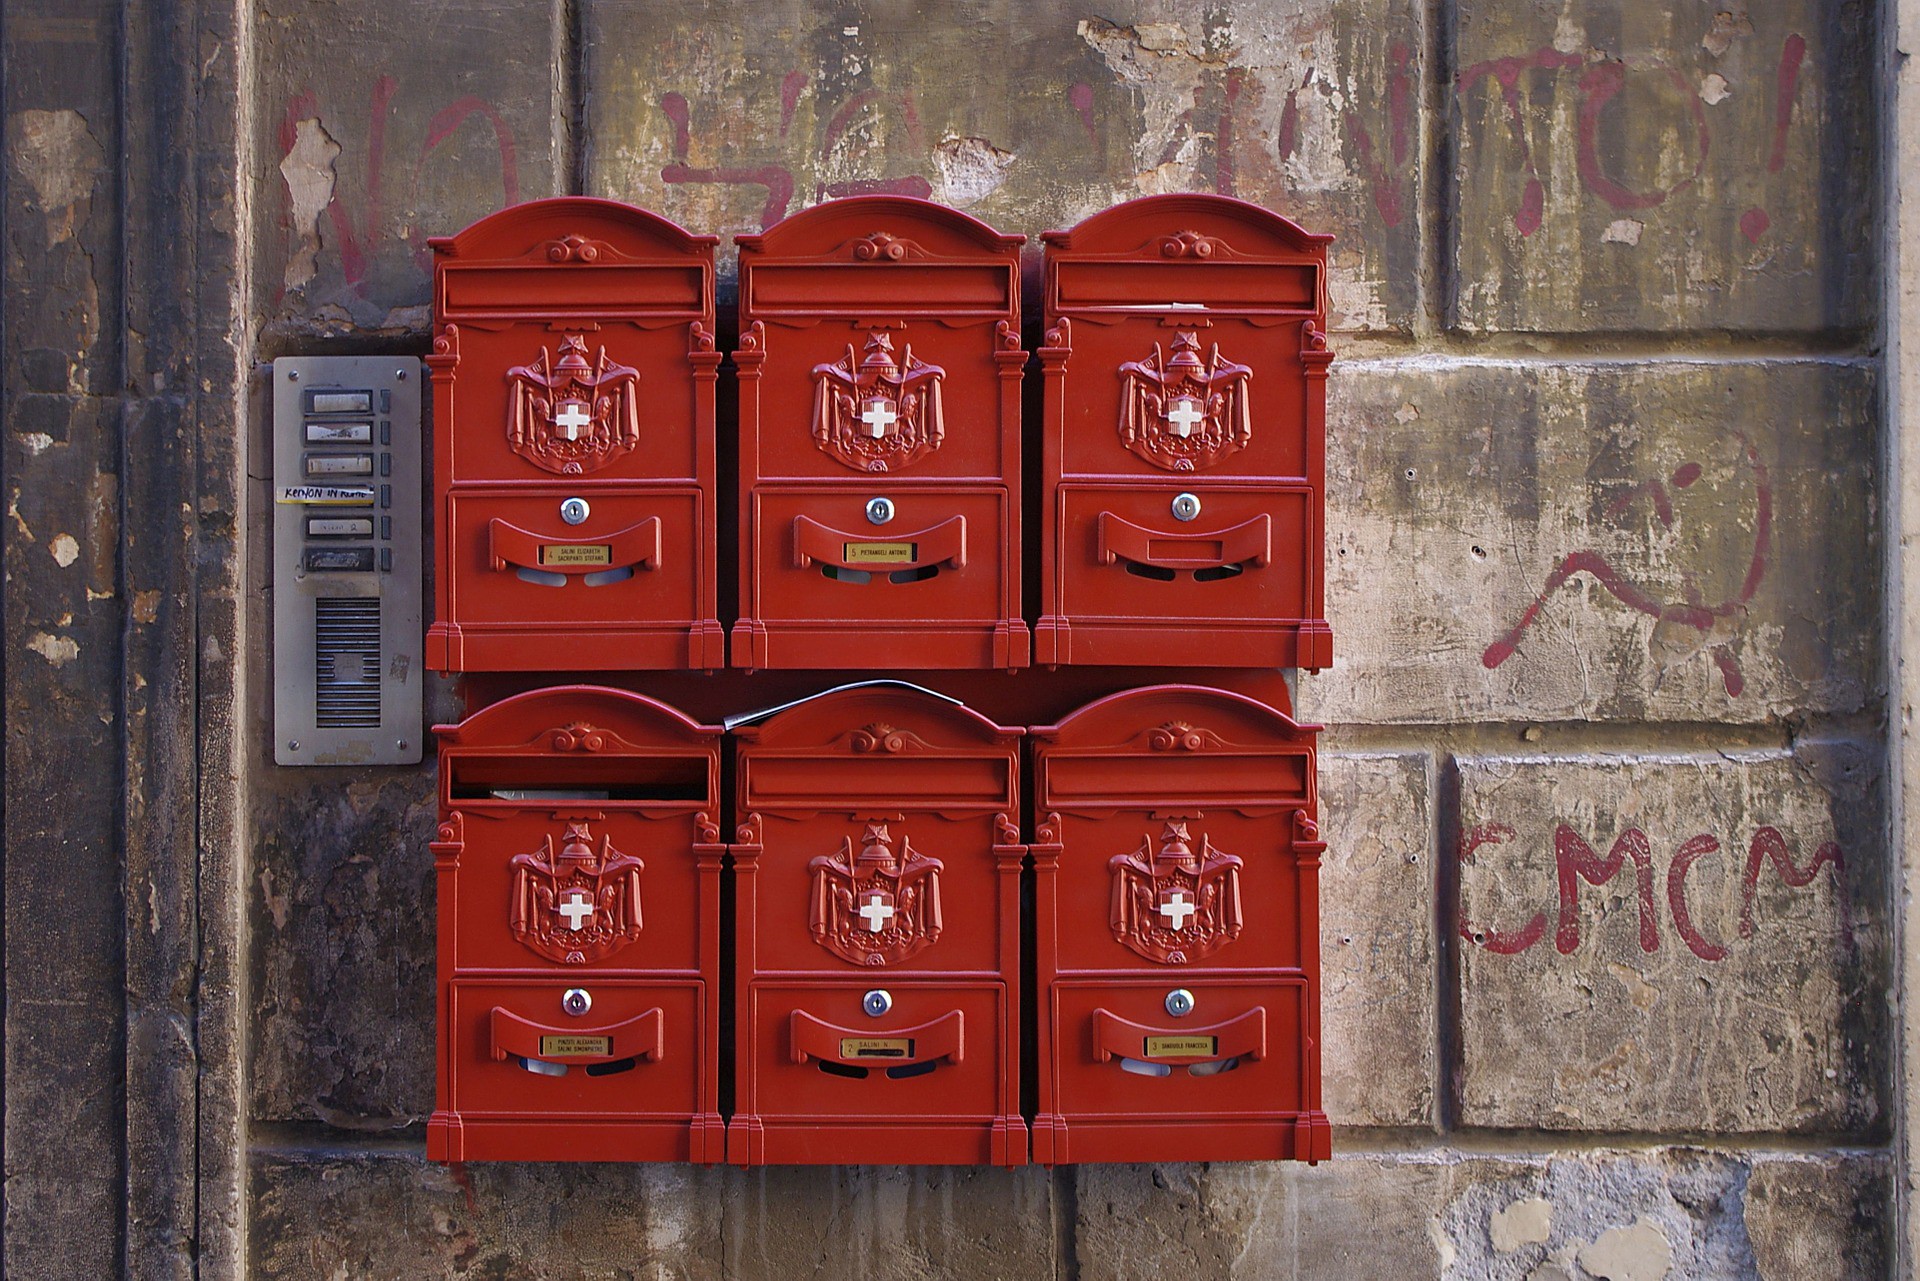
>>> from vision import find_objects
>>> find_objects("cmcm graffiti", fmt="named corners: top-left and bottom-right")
top-left (1459, 821), bottom-right (1844, 962)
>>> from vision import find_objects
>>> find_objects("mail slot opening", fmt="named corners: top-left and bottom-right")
top-left (817, 1060), bottom-right (869, 1079)
top-left (888, 565), bottom-right (941, 584)
top-left (1117, 1055), bottom-right (1243, 1078)
top-left (583, 565), bottom-right (636, 587)
top-left (448, 754), bottom-right (709, 800)
top-left (886, 1060), bottom-right (939, 1080)
top-left (516, 567), bottom-right (567, 588)
top-left (821, 565), bottom-right (872, 584)
top-left (515, 1056), bottom-right (569, 1077)
top-left (585, 1057), bottom-right (638, 1077)
top-left (1122, 558), bottom-right (1252, 582)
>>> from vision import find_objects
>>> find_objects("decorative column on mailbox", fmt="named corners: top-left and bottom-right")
top-left (428, 687), bottom-right (725, 1163)
top-left (731, 197), bottom-right (1029, 670)
top-left (728, 684), bottom-right (1026, 1165)
top-left (1035, 195), bottom-right (1334, 669)
top-left (426, 198), bottom-right (724, 672)
top-left (1030, 685), bottom-right (1328, 1164)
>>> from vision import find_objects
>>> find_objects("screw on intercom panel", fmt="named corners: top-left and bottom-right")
top-left (562, 988), bottom-right (592, 1017)
top-left (1165, 988), bottom-right (1196, 1017)
top-left (863, 989), bottom-right (892, 1017)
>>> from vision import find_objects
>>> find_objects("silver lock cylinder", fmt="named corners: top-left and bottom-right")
top-left (863, 989), bottom-right (893, 1017)
top-left (865, 496), bottom-right (896, 525)
top-left (561, 988), bottom-right (592, 1017)
top-left (559, 496), bottom-right (591, 526)
top-left (1164, 988), bottom-right (1196, 1018)
top-left (1170, 492), bottom-right (1202, 522)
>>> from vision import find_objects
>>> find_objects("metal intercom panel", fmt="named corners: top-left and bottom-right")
top-left (273, 357), bottom-right (424, 765)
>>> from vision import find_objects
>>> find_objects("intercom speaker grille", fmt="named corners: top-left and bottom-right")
top-left (314, 596), bottom-right (382, 728)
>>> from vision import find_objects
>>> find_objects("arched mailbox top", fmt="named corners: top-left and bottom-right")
top-left (429, 197), bottom-right (720, 262)
top-left (1032, 683), bottom-right (1318, 749)
top-left (1040, 193), bottom-right (1333, 257)
top-left (434, 684), bottom-right (721, 752)
top-left (733, 684), bottom-right (1022, 751)
top-left (738, 195), bottom-right (1025, 260)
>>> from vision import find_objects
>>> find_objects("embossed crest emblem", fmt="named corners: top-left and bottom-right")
top-left (808, 820), bottom-right (944, 965)
top-left (1116, 332), bottom-right (1254, 472)
top-left (505, 334), bottom-right (641, 475)
top-left (509, 819), bottom-right (644, 964)
top-left (810, 332), bottom-right (946, 472)
top-left (1109, 818), bottom-right (1244, 964)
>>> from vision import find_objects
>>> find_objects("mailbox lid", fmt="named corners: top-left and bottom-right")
top-left (739, 198), bottom-right (1022, 483)
top-left (1041, 194), bottom-right (1330, 319)
top-left (739, 196), bottom-right (1023, 322)
top-left (433, 199), bottom-right (718, 487)
top-left (1043, 196), bottom-right (1329, 484)
top-left (438, 686), bottom-right (721, 813)
top-left (735, 684), bottom-right (1021, 815)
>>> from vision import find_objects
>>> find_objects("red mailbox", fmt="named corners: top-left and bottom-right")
top-left (427, 686), bottom-right (725, 1163)
top-left (728, 684), bottom-right (1026, 1165)
top-left (1035, 196), bottom-right (1334, 669)
top-left (1030, 685), bottom-right (1328, 1164)
top-left (426, 198), bottom-right (724, 672)
top-left (731, 197), bottom-right (1029, 670)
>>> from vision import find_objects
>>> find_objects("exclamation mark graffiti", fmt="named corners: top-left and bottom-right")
top-left (1740, 34), bottom-right (1806, 243)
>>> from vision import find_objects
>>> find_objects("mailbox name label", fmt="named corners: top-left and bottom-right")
top-left (1144, 1035), bottom-right (1218, 1058)
top-left (839, 1037), bottom-right (914, 1059)
top-left (539, 1035), bottom-right (613, 1058)
top-left (841, 541), bottom-right (917, 565)
top-left (540, 544), bottom-right (613, 567)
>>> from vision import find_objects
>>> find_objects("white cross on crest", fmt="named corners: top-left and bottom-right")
top-left (1165, 398), bottom-right (1205, 438)
top-left (1158, 889), bottom-right (1197, 931)
top-left (860, 399), bottom-right (899, 438)
top-left (858, 892), bottom-right (895, 932)
top-left (558, 890), bottom-right (594, 931)
top-left (555, 401), bottom-right (592, 440)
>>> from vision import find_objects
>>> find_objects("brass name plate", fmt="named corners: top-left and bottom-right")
top-left (839, 1037), bottom-right (913, 1059)
top-left (842, 541), bottom-right (917, 565)
top-left (1145, 1035), bottom-right (1218, 1059)
top-left (539, 1035), bottom-right (612, 1057)
top-left (541, 544), bottom-right (612, 567)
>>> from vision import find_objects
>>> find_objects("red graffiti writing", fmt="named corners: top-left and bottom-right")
top-left (1483, 433), bottom-right (1771, 698)
top-left (1460, 822), bottom-right (1845, 961)
top-left (277, 76), bottom-right (519, 293)
top-left (1459, 35), bottom-right (1804, 237)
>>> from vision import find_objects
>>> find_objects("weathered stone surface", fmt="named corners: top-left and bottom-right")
top-left (1745, 1153), bottom-right (1891, 1281)
top-left (1298, 358), bottom-right (1877, 725)
top-left (1073, 1157), bottom-right (1452, 1276)
top-left (1455, 748), bottom-right (1884, 1134)
top-left (251, 1149), bottom-right (1057, 1279)
top-left (254, 0), bottom-right (563, 334)
top-left (587, 0), bottom-right (1420, 329)
top-left (723, 1165), bottom-right (1057, 1277)
top-left (1438, 1149), bottom-right (1761, 1279)
top-left (1319, 751), bottom-right (1434, 1128)
top-left (251, 1148), bottom-right (728, 1278)
top-left (1450, 2), bottom-right (1874, 334)
top-left (1073, 1148), bottom-right (1883, 1278)
top-left (248, 772), bottom-right (438, 1127)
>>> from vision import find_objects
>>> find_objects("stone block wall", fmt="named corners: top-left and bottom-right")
top-left (4, 1), bottom-right (1896, 1276)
